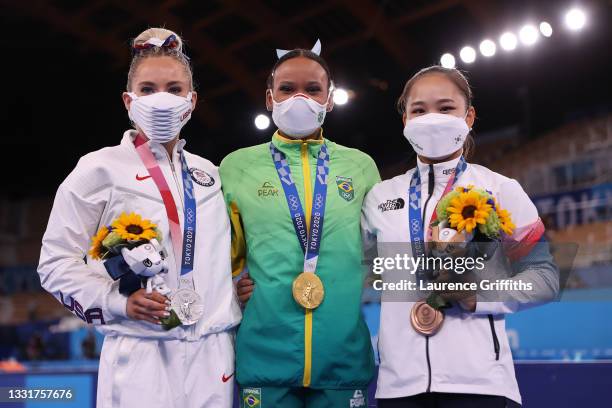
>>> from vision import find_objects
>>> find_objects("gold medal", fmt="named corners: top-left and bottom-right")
top-left (292, 272), bottom-right (325, 309)
top-left (410, 300), bottom-right (444, 336)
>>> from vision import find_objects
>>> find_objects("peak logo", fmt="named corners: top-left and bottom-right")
top-left (258, 181), bottom-right (279, 197)
top-left (378, 198), bottom-right (405, 212)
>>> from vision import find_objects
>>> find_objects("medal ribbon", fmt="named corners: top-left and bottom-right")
top-left (408, 156), bottom-right (467, 281)
top-left (134, 134), bottom-right (196, 288)
top-left (270, 143), bottom-right (330, 273)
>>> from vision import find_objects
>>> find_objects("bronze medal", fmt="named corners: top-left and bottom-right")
top-left (410, 300), bottom-right (444, 336)
top-left (292, 272), bottom-right (325, 310)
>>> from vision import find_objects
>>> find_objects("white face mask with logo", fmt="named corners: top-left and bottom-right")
top-left (271, 93), bottom-right (329, 138)
top-left (128, 91), bottom-right (193, 143)
top-left (403, 112), bottom-right (470, 160)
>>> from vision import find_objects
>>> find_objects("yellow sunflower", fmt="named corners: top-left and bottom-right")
top-left (496, 207), bottom-right (516, 236)
top-left (454, 184), bottom-right (475, 193)
top-left (446, 191), bottom-right (492, 233)
top-left (111, 212), bottom-right (157, 241)
top-left (89, 226), bottom-right (110, 260)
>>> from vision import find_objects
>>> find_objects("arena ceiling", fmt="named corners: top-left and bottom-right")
top-left (4, 0), bottom-right (569, 128)
top-left (1, 0), bottom-right (610, 195)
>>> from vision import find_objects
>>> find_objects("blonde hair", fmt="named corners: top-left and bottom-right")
top-left (126, 28), bottom-right (193, 91)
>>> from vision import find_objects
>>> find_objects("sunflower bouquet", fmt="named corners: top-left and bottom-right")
top-left (89, 212), bottom-right (161, 260)
top-left (434, 185), bottom-right (515, 239)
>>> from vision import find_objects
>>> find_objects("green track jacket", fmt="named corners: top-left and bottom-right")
top-left (219, 131), bottom-right (380, 389)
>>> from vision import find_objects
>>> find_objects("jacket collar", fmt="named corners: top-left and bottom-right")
top-left (270, 129), bottom-right (329, 160)
top-left (416, 155), bottom-right (463, 187)
top-left (122, 129), bottom-right (186, 160)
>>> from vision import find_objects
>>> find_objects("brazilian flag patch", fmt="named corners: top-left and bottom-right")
top-left (336, 176), bottom-right (355, 201)
top-left (242, 388), bottom-right (261, 408)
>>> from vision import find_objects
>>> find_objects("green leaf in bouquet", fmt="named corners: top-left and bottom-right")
top-left (153, 227), bottom-right (163, 244)
top-left (102, 231), bottom-right (125, 250)
top-left (160, 309), bottom-right (182, 331)
top-left (426, 292), bottom-right (450, 310)
top-left (478, 209), bottom-right (502, 240)
top-left (436, 190), bottom-right (459, 222)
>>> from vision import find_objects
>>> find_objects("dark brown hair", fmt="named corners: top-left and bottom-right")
top-left (266, 49), bottom-right (333, 91)
top-left (397, 66), bottom-right (475, 158)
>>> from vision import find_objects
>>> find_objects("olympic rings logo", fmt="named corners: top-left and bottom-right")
top-left (186, 208), bottom-right (195, 223)
top-left (289, 195), bottom-right (299, 211)
top-left (314, 194), bottom-right (324, 209)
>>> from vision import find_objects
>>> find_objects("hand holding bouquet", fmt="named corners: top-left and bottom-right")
top-left (426, 185), bottom-right (516, 309)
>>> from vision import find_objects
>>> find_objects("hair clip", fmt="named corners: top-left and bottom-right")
top-left (133, 34), bottom-right (179, 53)
top-left (276, 39), bottom-right (322, 59)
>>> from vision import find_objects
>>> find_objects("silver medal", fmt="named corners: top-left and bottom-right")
top-left (170, 288), bottom-right (204, 326)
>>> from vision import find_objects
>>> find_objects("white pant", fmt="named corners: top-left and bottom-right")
top-left (97, 331), bottom-right (234, 408)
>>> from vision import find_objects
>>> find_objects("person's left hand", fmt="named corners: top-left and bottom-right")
top-left (236, 273), bottom-right (255, 305)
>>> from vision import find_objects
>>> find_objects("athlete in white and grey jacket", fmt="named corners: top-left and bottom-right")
top-left (362, 66), bottom-right (559, 407)
top-left (38, 28), bottom-right (240, 408)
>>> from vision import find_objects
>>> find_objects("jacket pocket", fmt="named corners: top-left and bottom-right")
top-left (488, 314), bottom-right (500, 361)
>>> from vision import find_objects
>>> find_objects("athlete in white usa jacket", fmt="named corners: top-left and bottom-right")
top-left (39, 130), bottom-right (241, 338)
top-left (38, 28), bottom-right (240, 408)
top-left (362, 66), bottom-right (559, 407)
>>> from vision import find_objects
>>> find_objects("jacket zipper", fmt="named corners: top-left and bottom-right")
top-left (488, 314), bottom-right (501, 360)
top-left (425, 337), bottom-right (432, 392)
top-left (163, 147), bottom-right (184, 209)
top-left (300, 142), bottom-right (314, 387)
top-left (422, 164), bottom-right (435, 393)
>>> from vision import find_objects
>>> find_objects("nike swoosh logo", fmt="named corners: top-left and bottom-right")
top-left (136, 174), bottom-right (152, 181)
top-left (221, 373), bottom-right (234, 383)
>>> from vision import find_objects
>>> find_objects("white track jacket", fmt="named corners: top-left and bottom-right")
top-left (38, 130), bottom-right (241, 340)
top-left (362, 156), bottom-right (559, 404)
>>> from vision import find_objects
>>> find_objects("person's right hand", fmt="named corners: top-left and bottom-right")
top-left (237, 273), bottom-right (255, 305)
top-left (127, 289), bottom-right (170, 324)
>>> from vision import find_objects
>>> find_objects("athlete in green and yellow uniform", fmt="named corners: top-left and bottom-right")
top-left (219, 43), bottom-right (380, 407)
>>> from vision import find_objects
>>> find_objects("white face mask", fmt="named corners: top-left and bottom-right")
top-left (403, 112), bottom-right (470, 160)
top-left (128, 91), bottom-right (193, 143)
top-left (271, 93), bottom-right (329, 138)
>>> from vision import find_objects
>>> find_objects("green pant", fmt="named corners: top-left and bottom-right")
top-left (240, 386), bottom-right (368, 408)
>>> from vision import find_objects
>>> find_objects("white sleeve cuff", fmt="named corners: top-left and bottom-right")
top-left (107, 287), bottom-right (129, 319)
top-left (473, 297), bottom-right (518, 315)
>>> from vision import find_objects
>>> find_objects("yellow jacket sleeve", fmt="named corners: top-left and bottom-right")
top-left (229, 201), bottom-right (246, 277)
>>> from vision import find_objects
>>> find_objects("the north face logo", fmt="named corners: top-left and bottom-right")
top-left (378, 198), bottom-right (405, 212)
